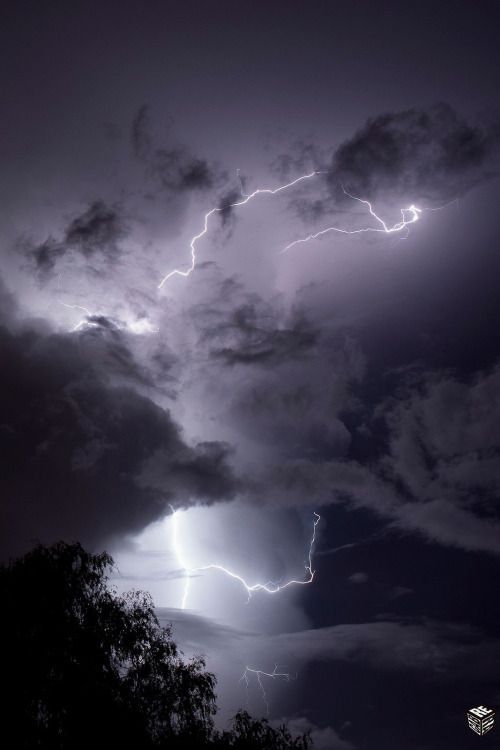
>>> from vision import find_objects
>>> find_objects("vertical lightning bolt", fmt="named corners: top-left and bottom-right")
top-left (170, 510), bottom-right (320, 609)
top-left (240, 665), bottom-right (293, 716)
top-left (170, 506), bottom-right (191, 610)
top-left (158, 171), bottom-right (321, 289)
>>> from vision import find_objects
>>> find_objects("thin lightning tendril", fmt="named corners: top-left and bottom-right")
top-left (240, 665), bottom-right (294, 716)
top-left (59, 302), bottom-right (96, 332)
top-left (59, 175), bottom-right (447, 329)
top-left (281, 185), bottom-right (422, 253)
top-left (158, 171), bottom-right (320, 289)
top-left (170, 509), bottom-right (320, 610)
top-left (159, 176), bottom-right (428, 709)
top-left (158, 173), bottom-right (427, 288)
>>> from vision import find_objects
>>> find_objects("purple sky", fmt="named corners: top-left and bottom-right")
top-left (1, 2), bottom-right (500, 747)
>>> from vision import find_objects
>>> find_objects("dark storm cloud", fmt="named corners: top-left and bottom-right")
top-left (64, 201), bottom-right (124, 254)
top-left (28, 238), bottom-right (66, 278)
top-left (157, 612), bottom-right (500, 692)
top-left (0, 291), bottom-right (236, 559)
top-left (25, 200), bottom-right (125, 278)
top-left (137, 441), bottom-right (237, 501)
top-left (131, 104), bottom-right (221, 193)
top-left (192, 283), bottom-right (318, 367)
top-left (266, 619), bottom-right (500, 681)
top-left (330, 103), bottom-right (500, 202)
top-left (64, 315), bottom-right (152, 385)
top-left (251, 458), bottom-right (500, 554)
top-left (272, 139), bottom-right (327, 181)
top-left (280, 104), bottom-right (500, 223)
top-left (199, 324), bottom-right (362, 460)
top-left (378, 365), bottom-right (500, 550)
top-left (155, 150), bottom-right (214, 192)
top-left (208, 303), bottom-right (317, 367)
top-left (247, 362), bottom-right (500, 554)
top-left (379, 366), bottom-right (500, 502)
top-left (216, 187), bottom-right (241, 227)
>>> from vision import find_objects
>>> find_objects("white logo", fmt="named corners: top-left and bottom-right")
top-left (467, 706), bottom-right (495, 735)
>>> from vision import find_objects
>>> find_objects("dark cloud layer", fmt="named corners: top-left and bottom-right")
top-left (131, 105), bottom-right (221, 193)
top-left (2, 2), bottom-right (500, 745)
top-left (26, 201), bottom-right (125, 278)
top-left (205, 302), bottom-right (317, 367)
top-left (64, 201), bottom-right (124, 255)
top-left (189, 279), bottom-right (320, 368)
top-left (216, 187), bottom-right (242, 227)
top-left (0, 293), bottom-right (236, 559)
top-left (330, 103), bottom-right (499, 202)
top-left (245, 362), bottom-right (500, 554)
top-left (1, 2), bottom-right (499, 745)
top-left (280, 104), bottom-right (500, 225)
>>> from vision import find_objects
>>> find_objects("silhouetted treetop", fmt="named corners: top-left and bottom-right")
top-left (0, 542), bottom-right (311, 749)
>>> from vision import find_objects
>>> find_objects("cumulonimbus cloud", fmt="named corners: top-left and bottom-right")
top-left (24, 200), bottom-right (126, 278)
top-left (0, 284), bottom-right (237, 559)
top-left (330, 103), bottom-right (500, 203)
top-left (131, 104), bottom-right (224, 193)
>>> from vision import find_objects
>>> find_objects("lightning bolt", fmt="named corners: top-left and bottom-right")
top-left (240, 665), bottom-right (294, 716)
top-left (55, 175), bottom-right (449, 329)
top-left (53, 274), bottom-right (160, 335)
top-left (281, 185), bottom-right (422, 252)
top-left (170, 505), bottom-right (191, 610)
top-left (158, 171), bottom-right (321, 289)
top-left (170, 509), bottom-right (320, 610)
top-left (59, 302), bottom-right (97, 332)
top-left (59, 302), bottom-right (159, 335)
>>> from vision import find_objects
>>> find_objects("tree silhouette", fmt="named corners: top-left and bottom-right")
top-left (0, 542), bottom-right (310, 749)
top-left (217, 711), bottom-right (311, 750)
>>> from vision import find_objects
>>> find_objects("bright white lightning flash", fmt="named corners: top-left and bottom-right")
top-left (170, 509), bottom-right (320, 610)
top-left (240, 665), bottom-right (294, 716)
top-left (282, 185), bottom-right (422, 252)
top-left (158, 171), bottom-right (320, 289)
top-left (59, 302), bottom-right (95, 332)
top-left (158, 173), bottom-right (426, 289)
top-left (59, 302), bottom-right (159, 335)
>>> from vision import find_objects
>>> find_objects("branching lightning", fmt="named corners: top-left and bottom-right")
top-left (170, 509), bottom-right (320, 610)
top-left (58, 172), bottom-right (447, 335)
top-left (281, 185), bottom-right (422, 253)
top-left (158, 171), bottom-right (320, 289)
top-left (59, 302), bottom-right (159, 335)
top-left (59, 302), bottom-right (96, 332)
top-left (240, 665), bottom-right (294, 716)
top-left (158, 172), bottom-right (429, 288)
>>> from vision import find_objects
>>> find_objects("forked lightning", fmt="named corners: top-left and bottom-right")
top-left (240, 665), bottom-right (294, 716)
top-left (170, 509), bottom-right (320, 610)
top-left (159, 173), bottom-right (424, 289)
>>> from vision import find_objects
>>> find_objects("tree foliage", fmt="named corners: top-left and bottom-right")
top-left (0, 542), bottom-right (310, 749)
top-left (218, 711), bottom-right (311, 750)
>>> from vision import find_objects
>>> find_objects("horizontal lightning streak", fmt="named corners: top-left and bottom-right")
top-left (170, 510), bottom-right (320, 609)
top-left (281, 185), bottom-right (422, 252)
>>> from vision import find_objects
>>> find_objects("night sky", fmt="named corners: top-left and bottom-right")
top-left (2, 1), bottom-right (500, 747)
